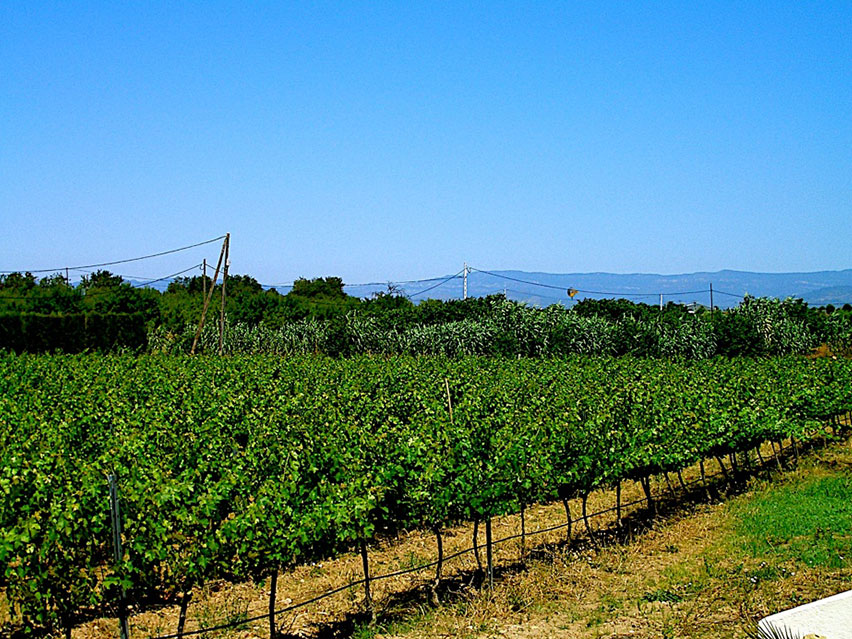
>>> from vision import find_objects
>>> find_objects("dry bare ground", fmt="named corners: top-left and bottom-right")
top-left (74, 434), bottom-right (852, 639)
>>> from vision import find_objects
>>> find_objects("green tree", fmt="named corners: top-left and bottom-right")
top-left (290, 276), bottom-right (347, 299)
top-left (79, 270), bottom-right (160, 321)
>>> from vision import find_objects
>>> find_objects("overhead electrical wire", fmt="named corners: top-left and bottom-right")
top-left (469, 267), bottom-right (566, 291)
top-left (408, 270), bottom-right (465, 298)
top-left (259, 273), bottom-right (469, 291)
top-left (0, 263), bottom-right (204, 300)
top-left (0, 239), bottom-right (750, 302)
top-left (0, 235), bottom-right (226, 274)
top-left (470, 266), bottom-right (739, 299)
top-left (129, 263), bottom-right (203, 288)
top-left (713, 289), bottom-right (747, 298)
top-left (67, 263), bottom-right (203, 285)
top-left (503, 288), bottom-right (567, 304)
top-left (347, 274), bottom-right (467, 287)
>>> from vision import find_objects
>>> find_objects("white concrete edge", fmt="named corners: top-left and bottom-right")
top-left (761, 588), bottom-right (852, 623)
top-left (759, 589), bottom-right (852, 638)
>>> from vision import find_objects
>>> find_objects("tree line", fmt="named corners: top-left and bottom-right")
top-left (2, 270), bottom-right (851, 356)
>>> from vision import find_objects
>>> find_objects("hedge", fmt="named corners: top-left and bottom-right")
top-left (0, 313), bottom-right (147, 353)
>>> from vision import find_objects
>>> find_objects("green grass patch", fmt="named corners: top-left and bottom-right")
top-left (732, 474), bottom-right (852, 568)
top-left (641, 588), bottom-right (683, 604)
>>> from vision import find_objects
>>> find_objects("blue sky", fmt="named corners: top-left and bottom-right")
top-left (1, 2), bottom-right (850, 285)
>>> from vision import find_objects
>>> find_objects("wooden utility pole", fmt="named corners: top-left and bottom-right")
top-left (202, 259), bottom-right (207, 301)
top-left (190, 237), bottom-right (227, 355)
top-left (218, 233), bottom-right (230, 356)
top-left (709, 283), bottom-right (714, 312)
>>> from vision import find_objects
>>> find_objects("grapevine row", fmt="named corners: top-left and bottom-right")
top-left (0, 354), bottom-right (850, 635)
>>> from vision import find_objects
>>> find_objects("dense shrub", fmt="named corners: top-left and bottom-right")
top-left (0, 313), bottom-right (147, 353)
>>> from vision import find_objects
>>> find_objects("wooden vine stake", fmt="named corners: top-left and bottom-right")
top-left (769, 441), bottom-right (783, 471)
top-left (268, 568), bottom-right (278, 639)
top-left (676, 469), bottom-right (687, 492)
top-left (581, 492), bottom-right (595, 542)
top-left (615, 481), bottom-right (622, 530)
top-left (560, 491), bottom-right (573, 542)
top-left (472, 519), bottom-right (483, 575)
top-left (360, 540), bottom-right (375, 623)
top-left (485, 517), bottom-right (494, 590)
top-left (108, 474), bottom-right (130, 639)
top-left (776, 440), bottom-right (787, 469)
top-left (431, 528), bottom-right (443, 606)
top-left (742, 448), bottom-right (754, 472)
top-left (640, 476), bottom-right (655, 513)
top-left (663, 473), bottom-right (676, 498)
top-left (176, 587), bottom-right (192, 639)
top-left (699, 459), bottom-right (711, 501)
top-left (714, 455), bottom-right (731, 486)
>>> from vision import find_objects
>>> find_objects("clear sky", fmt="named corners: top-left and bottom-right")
top-left (1, 2), bottom-right (850, 285)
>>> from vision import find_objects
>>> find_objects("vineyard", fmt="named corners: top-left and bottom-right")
top-left (1, 354), bottom-right (851, 637)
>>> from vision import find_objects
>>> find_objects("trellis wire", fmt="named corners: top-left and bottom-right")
top-left (141, 432), bottom-right (827, 639)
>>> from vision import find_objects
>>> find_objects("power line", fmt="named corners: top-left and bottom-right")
top-left (573, 288), bottom-right (707, 298)
top-left (0, 263), bottom-right (203, 300)
top-left (408, 270), bottom-right (465, 298)
top-left (164, 261), bottom-right (747, 303)
top-left (0, 235), bottom-right (226, 274)
top-left (713, 289), bottom-right (745, 298)
top-left (67, 264), bottom-right (203, 285)
top-left (258, 274), bottom-right (471, 291)
top-left (503, 288), bottom-right (569, 304)
top-left (470, 267), bottom-right (723, 299)
top-left (345, 275), bottom-right (468, 288)
top-left (129, 264), bottom-right (203, 288)
top-left (469, 267), bottom-right (566, 291)
top-left (286, 273), bottom-right (467, 300)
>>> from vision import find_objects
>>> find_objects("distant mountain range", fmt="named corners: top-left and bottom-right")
top-left (130, 268), bottom-right (852, 309)
top-left (348, 268), bottom-right (852, 309)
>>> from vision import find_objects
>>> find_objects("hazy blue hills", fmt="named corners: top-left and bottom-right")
top-left (800, 286), bottom-right (852, 306)
top-left (128, 268), bottom-right (852, 309)
top-left (384, 268), bottom-right (852, 309)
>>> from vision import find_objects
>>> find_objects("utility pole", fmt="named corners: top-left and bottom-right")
top-left (218, 233), bottom-right (230, 356)
top-left (65, 267), bottom-right (70, 287)
top-left (659, 293), bottom-right (663, 311)
top-left (709, 283), bottom-right (714, 312)
top-left (463, 262), bottom-right (468, 300)
top-left (191, 236), bottom-right (226, 355)
top-left (202, 259), bottom-right (207, 303)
